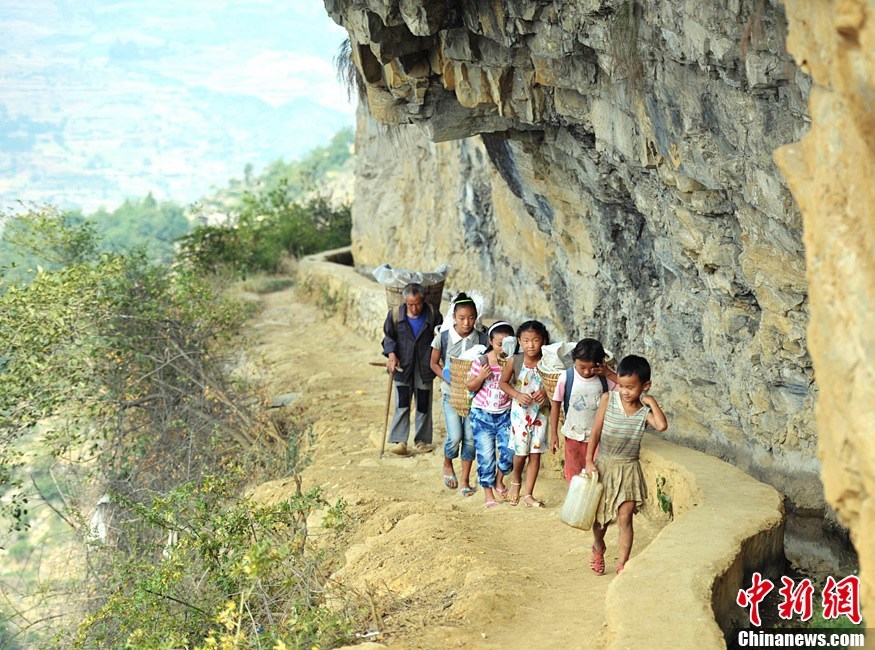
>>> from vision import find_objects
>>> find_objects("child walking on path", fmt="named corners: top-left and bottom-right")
top-left (466, 322), bottom-right (516, 509)
top-left (430, 292), bottom-right (488, 496)
top-left (585, 355), bottom-right (667, 575)
top-left (499, 320), bottom-right (551, 508)
top-left (549, 338), bottom-right (618, 484)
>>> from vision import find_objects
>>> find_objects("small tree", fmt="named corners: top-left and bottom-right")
top-left (0, 208), bottom-right (362, 647)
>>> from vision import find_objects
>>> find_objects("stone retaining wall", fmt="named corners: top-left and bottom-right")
top-left (298, 247), bottom-right (392, 341)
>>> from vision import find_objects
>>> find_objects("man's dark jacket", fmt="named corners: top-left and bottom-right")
top-left (381, 303), bottom-right (443, 385)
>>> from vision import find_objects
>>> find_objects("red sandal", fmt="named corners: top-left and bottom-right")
top-left (590, 545), bottom-right (605, 575)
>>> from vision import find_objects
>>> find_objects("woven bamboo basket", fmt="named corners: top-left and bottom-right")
top-left (539, 369), bottom-right (561, 404)
top-left (385, 281), bottom-right (444, 311)
top-left (538, 369), bottom-right (564, 425)
top-left (448, 357), bottom-right (474, 417)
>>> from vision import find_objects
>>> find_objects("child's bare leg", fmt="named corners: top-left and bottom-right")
top-left (616, 501), bottom-right (636, 570)
top-left (496, 469), bottom-right (507, 492)
top-left (592, 521), bottom-right (608, 552)
top-left (590, 521), bottom-right (608, 574)
top-left (460, 459), bottom-right (474, 491)
top-left (522, 453), bottom-right (542, 505)
top-left (443, 456), bottom-right (457, 488)
top-left (508, 455), bottom-right (526, 504)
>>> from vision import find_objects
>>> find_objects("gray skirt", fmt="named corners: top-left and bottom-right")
top-left (595, 457), bottom-right (647, 526)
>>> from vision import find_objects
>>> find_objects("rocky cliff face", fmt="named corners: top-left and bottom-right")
top-left (325, 0), bottom-right (819, 509)
top-left (776, 0), bottom-right (874, 620)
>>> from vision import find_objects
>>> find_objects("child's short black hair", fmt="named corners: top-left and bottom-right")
top-left (453, 292), bottom-right (477, 315)
top-left (572, 338), bottom-right (606, 364)
top-left (617, 355), bottom-right (651, 384)
top-left (516, 320), bottom-right (550, 345)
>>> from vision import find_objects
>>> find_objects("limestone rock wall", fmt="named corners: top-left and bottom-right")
top-left (327, 1), bottom-right (820, 509)
top-left (776, 0), bottom-right (875, 622)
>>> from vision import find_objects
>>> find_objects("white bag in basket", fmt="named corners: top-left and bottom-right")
top-left (457, 345), bottom-right (487, 361)
top-left (372, 263), bottom-right (450, 288)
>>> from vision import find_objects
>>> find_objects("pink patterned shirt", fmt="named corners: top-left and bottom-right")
top-left (468, 358), bottom-right (512, 413)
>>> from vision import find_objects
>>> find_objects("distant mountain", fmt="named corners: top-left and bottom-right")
top-left (196, 127), bottom-right (356, 225)
top-left (0, 0), bottom-right (355, 213)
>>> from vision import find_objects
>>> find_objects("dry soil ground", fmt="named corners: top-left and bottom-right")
top-left (248, 286), bottom-right (661, 649)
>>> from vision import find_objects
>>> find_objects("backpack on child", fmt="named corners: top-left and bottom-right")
top-left (506, 357), bottom-right (608, 412)
top-left (562, 367), bottom-right (608, 415)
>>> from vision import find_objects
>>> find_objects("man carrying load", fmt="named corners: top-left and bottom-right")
top-left (382, 283), bottom-right (443, 455)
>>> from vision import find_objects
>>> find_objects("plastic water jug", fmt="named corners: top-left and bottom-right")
top-left (560, 471), bottom-right (604, 531)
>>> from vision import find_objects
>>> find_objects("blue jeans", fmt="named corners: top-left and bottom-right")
top-left (442, 395), bottom-right (475, 461)
top-left (469, 408), bottom-right (513, 487)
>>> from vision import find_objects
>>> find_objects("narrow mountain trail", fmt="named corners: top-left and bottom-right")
top-left (248, 285), bottom-right (661, 649)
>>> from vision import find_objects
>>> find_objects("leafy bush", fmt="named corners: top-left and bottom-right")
top-left (0, 205), bottom-right (100, 281)
top-left (1, 209), bottom-right (362, 646)
top-left (178, 195), bottom-right (351, 276)
top-left (0, 250), bottom-right (253, 537)
top-left (88, 193), bottom-right (190, 263)
top-left (69, 470), bottom-right (359, 649)
top-left (0, 199), bottom-right (190, 281)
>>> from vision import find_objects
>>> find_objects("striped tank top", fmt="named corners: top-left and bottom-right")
top-left (598, 391), bottom-right (650, 460)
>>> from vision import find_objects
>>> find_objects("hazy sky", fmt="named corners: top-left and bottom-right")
top-left (0, 0), bottom-right (355, 212)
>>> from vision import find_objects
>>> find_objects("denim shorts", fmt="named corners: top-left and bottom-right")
top-left (443, 395), bottom-right (475, 461)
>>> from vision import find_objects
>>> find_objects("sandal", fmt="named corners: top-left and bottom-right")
top-left (590, 545), bottom-right (605, 576)
top-left (522, 495), bottom-right (545, 508)
top-left (461, 486), bottom-right (477, 497)
top-left (507, 481), bottom-right (522, 506)
top-left (495, 485), bottom-right (508, 501)
top-left (616, 564), bottom-right (625, 575)
top-left (443, 473), bottom-right (458, 490)
top-left (483, 500), bottom-right (501, 509)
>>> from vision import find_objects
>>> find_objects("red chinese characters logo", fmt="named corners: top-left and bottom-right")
top-left (737, 574), bottom-right (862, 626)
top-left (737, 572), bottom-right (774, 626)
top-left (822, 575), bottom-right (862, 624)
top-left (777, 576), bottom-right (814, 622)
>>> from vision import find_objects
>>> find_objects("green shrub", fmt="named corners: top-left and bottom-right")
top-left (178, 194), bottom-right (351, 276)
top-left (0, 208), bottom-right (363, 647)
top-left (69, 470), bottom-right (360, 649)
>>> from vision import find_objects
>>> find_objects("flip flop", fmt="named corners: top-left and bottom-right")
top-left (461, 487), bottom-right (477, 497)
top-left (444, 473), bottom-right (458, 489)
top-left (495, 486), bottom-right (509, 501)
top-left (483, 500), bottom-right (501, 509)
top-left (522, 495), bottom-right (545, 508)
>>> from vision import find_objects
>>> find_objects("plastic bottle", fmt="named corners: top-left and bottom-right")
top-left (560, 470), bottom-right (604, 531)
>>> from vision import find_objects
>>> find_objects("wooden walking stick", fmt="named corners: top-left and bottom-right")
top-left (380, 371), bottom-right (393, 458)
top-left (372, 362), bottom-right (401, 458)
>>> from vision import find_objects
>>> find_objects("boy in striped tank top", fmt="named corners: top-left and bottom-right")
top-left (584, 355), bottom-right (667, 575)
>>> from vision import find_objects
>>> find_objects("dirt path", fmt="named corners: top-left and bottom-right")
top-left (249, 286), bottom-right (661, 649)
